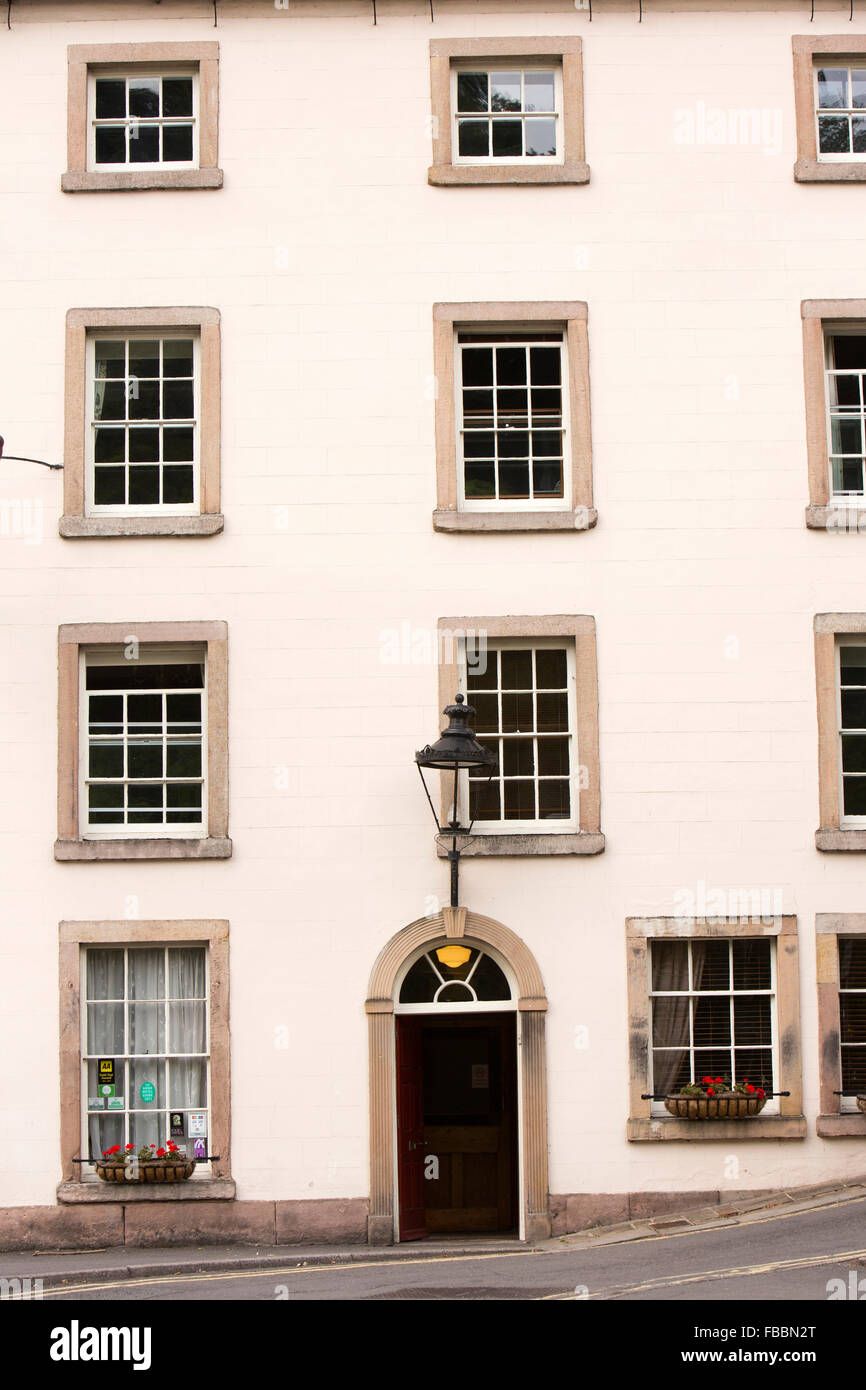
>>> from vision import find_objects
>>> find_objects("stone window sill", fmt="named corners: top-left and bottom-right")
top-left (816, 1113), bottom-right (866, 1137)
top-left (815, 828), bottom-right (866, 852)
top-left (433, 508), bottom-right (597, 533)
top-left (55, 837), bottom-right (232, 862)
top-left (627, 1115), bottom-right (806, 1142)
top-left (437, 832), bottom-right (604, 858)
top-left (62, 169), bottom-right (223, 193)
top-left (795, 159), bottom-right (866, 183)
top-left (428, 162), bottom-right (590, 186)
top-left (806, 505), bottom-right (866, 531)
top-left (57, 1179), bottom-right (235, 1203)
top-left (60, 514), bottom-right (224, 538)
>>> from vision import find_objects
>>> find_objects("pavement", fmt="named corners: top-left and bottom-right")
top-left (3, 1173), bottom-right (866, 1289)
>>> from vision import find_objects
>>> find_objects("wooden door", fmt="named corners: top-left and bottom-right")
top-left (396, 1016), bottom-right (427, 1241)
top-left (422, 1016), bottom-right (517, 1234)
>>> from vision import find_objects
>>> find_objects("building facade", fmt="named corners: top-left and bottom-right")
top-left (2, 0), bottom-right (866, 1250)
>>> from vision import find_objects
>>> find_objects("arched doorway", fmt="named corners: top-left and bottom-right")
top-left (365, 907), bottom-right (549, 1245)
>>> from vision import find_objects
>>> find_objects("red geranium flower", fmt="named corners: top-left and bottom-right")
top-left (757, 1088), bottom-right (766, 1098)
top-left (156, 1148), bottom-right (166, 1157)
top-left (747, 1085), bottom-right (755, 1093)
top-left (707, 1088), bottom-right (715, 1095)
top-left (714, 1077), bottom-right (723, 1083)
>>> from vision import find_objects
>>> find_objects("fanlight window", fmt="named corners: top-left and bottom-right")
top-left (399, 946), bottom-right (512, 1005)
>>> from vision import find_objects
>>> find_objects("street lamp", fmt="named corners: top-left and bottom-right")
top-left (415, 693), bottom-right (497, 908)
top-left (0, 436), bottom-right (62, 470)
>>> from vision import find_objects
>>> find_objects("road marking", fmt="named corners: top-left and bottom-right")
top-left (541, 1245), bottom-right (866, 1300)
top-left (37, 1249), bottom-right (540, 1298)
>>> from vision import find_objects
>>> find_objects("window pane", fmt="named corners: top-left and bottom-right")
top-left (95, 79), bottom-right (126, 119)
top-left (525, 117), bottom-right (556, 157)
top-left (87, 1003), bottom-right (124, 1054)
top-left (692, 940), bottom-right (730, 991)
top-left (162, 78), bottom-right (193, 117)
top-left (732, 939), bottom-right (771, 991)
top-left (652, 940), bottom-right (689, 993)
top-left (500, 649), bottom-right (533, 689)
top-left (470, 953), bottom-right (511, 1001)
top-left (162, 124), bottom-right (194, 162)
top-left (163, 340), bottom-right (195, 377)
top-left (817, 67), bottom-right (848, 108)
top-left (399, 956), bottom-right (439, 1003)
top-left (503, 738), bottom-right (534, 777)
top-left (130, 1060), bottom-right (165, 1110)
top-left (853, 117), bottom-right (866, 154)
top-left (163, 426), bottom-right (195, 461)
top-left (733, 995), bottom-right (771, 1045)
top-left (95, 127), bottom-right (126, 164)
top-left (169, 947), bottom-right (207, 998)
top-left (163, 380), bottom-right (194, 419)
top-left (537, 737), bottom-right (569, 777)
top-left (652, 993), bottom-right (690, 1047)
top-left (532, 461), bottom-right (563, 497)
top-left (490, 72), bottom-right (521, 112)
top-left (170, 1059), bottom-right (207, 1107)
top-left (492, 120), bottom-right (522, 156)
top-left (840, 938), bottom-right (866, 989)
top-left (538, 779), bottom-right (569, 819)
top-left (841, 690), bottom-right (866, 728)
top-left (693, 995), bottom-right (731, 1048)
top-left (818, 115), bottom-right (850, 153)
top-left (536, 691), bottom-right (568, 732)
top-left (129, 125), bottom-right (160, 163)
top-left (461, 347), bottom-right (494, 387)
top-left (458, 120), bottom-right (488, 157)
top-left (733, 1049), bottom-right (773, 1091)
top-left (457, 72), bottom-right (488, 112)
top-left (87, 950), bottom-right (124, 1001)
top-left (129, 79), bottom-right (160, 118)
top-left (129, 1002), bottom-right (165, 1054)
top-left (89, 743), bottom-right (123, 778)
top-left (504, 779), bottom-right (535, 819)
top-left (524, 71), bottom-right (555, 112)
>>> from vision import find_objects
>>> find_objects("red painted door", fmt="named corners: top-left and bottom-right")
top-left (396, 1017), bottom-right (428, 1241)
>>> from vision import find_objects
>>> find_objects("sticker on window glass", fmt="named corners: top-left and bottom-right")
top-left (188, 1111), bottom-right (207, 1137)
top-left (139, 1081), bottom-right (156, 1104)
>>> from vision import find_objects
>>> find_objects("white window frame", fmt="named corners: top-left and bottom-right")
top-left (455, 635), bottom-right (578, 835)
top-left (838, 936), bottom-right (866, 1113)
top-left (648, 938), bottom-right (780, 1119)
top-left (455, 325), bottom-right (571, 514)
top-left (80, 942), bottom-right (212, 1179)
top-left (87, 66), bottom-right (200, 173)
top-left (79, 643), bottom-right (209, 841)
top-left (394, 940), bottom-right (518, 1016)
top-left (85, 330), bottom-right (201, 518)
top-left (813, 61), bottom-right (866, 163)
top-left (450, 62), bottom-right (564, 167)
top-left (837, 635), bottom-right (866, 828)
top-left (824, 324), bottom-right (866, 503)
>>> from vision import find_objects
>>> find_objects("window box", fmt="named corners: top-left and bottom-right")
top-left (55, 621), bottom-right (230, 862)
top-left (435, 615), bottom-right (603, 856)
top-left (663, 1093), bottom-right (767, 1120)
top-left (794, 36), bottom-right (866, 182)
top-left (433, 303), bottom-right (595, 532)
top-left (60, 308), bottom-right (222, 538)
top-left (62, 43), bottom-right (222, 193)
top-left (428, 38), bottom-right (589, 186)
top-left (816, 914), bottom-right (866, 1135)
top-left (58, 920), bottom-right (232, 1201)
top-left (626, 916), bottom-right (805, 1141)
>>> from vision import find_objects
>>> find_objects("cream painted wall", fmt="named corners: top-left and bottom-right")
top-left (1, 0), bottom-right (865, 1210)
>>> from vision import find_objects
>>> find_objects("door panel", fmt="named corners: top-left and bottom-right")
top-left (396, 1017), bottom-right (427, 1241)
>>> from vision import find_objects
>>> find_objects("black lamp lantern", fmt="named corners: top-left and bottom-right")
top-left (415, 693), bottom-right (498, 908)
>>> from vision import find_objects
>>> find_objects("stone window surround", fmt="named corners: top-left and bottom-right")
top-left (60, 307), bottom-right (223, 539)
top-left (814, 613), bottom-right (866, 851)
top-left (802, 300), bottom-right (866, 530)
top-left (428, 36), bottom-right (589, 186)
top-left (816, 914), bottom-right (866, 1136)
top-left (62, 42), bottom-right (223, 193)
top-left (432, 302), bottom-right (596, 533)
top-left (366, 906), bottom-right (550, 1244)
top-left (54, 620), bottom-right (231, 862)
top-left (793, 35), bottom-right (866, 183)
top-left (435, 614), bottom-right (603, 856)
top-left (626, 916), bottom-right (806, 1142)
top-left (57, 919), bottom-right (233, 1203)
